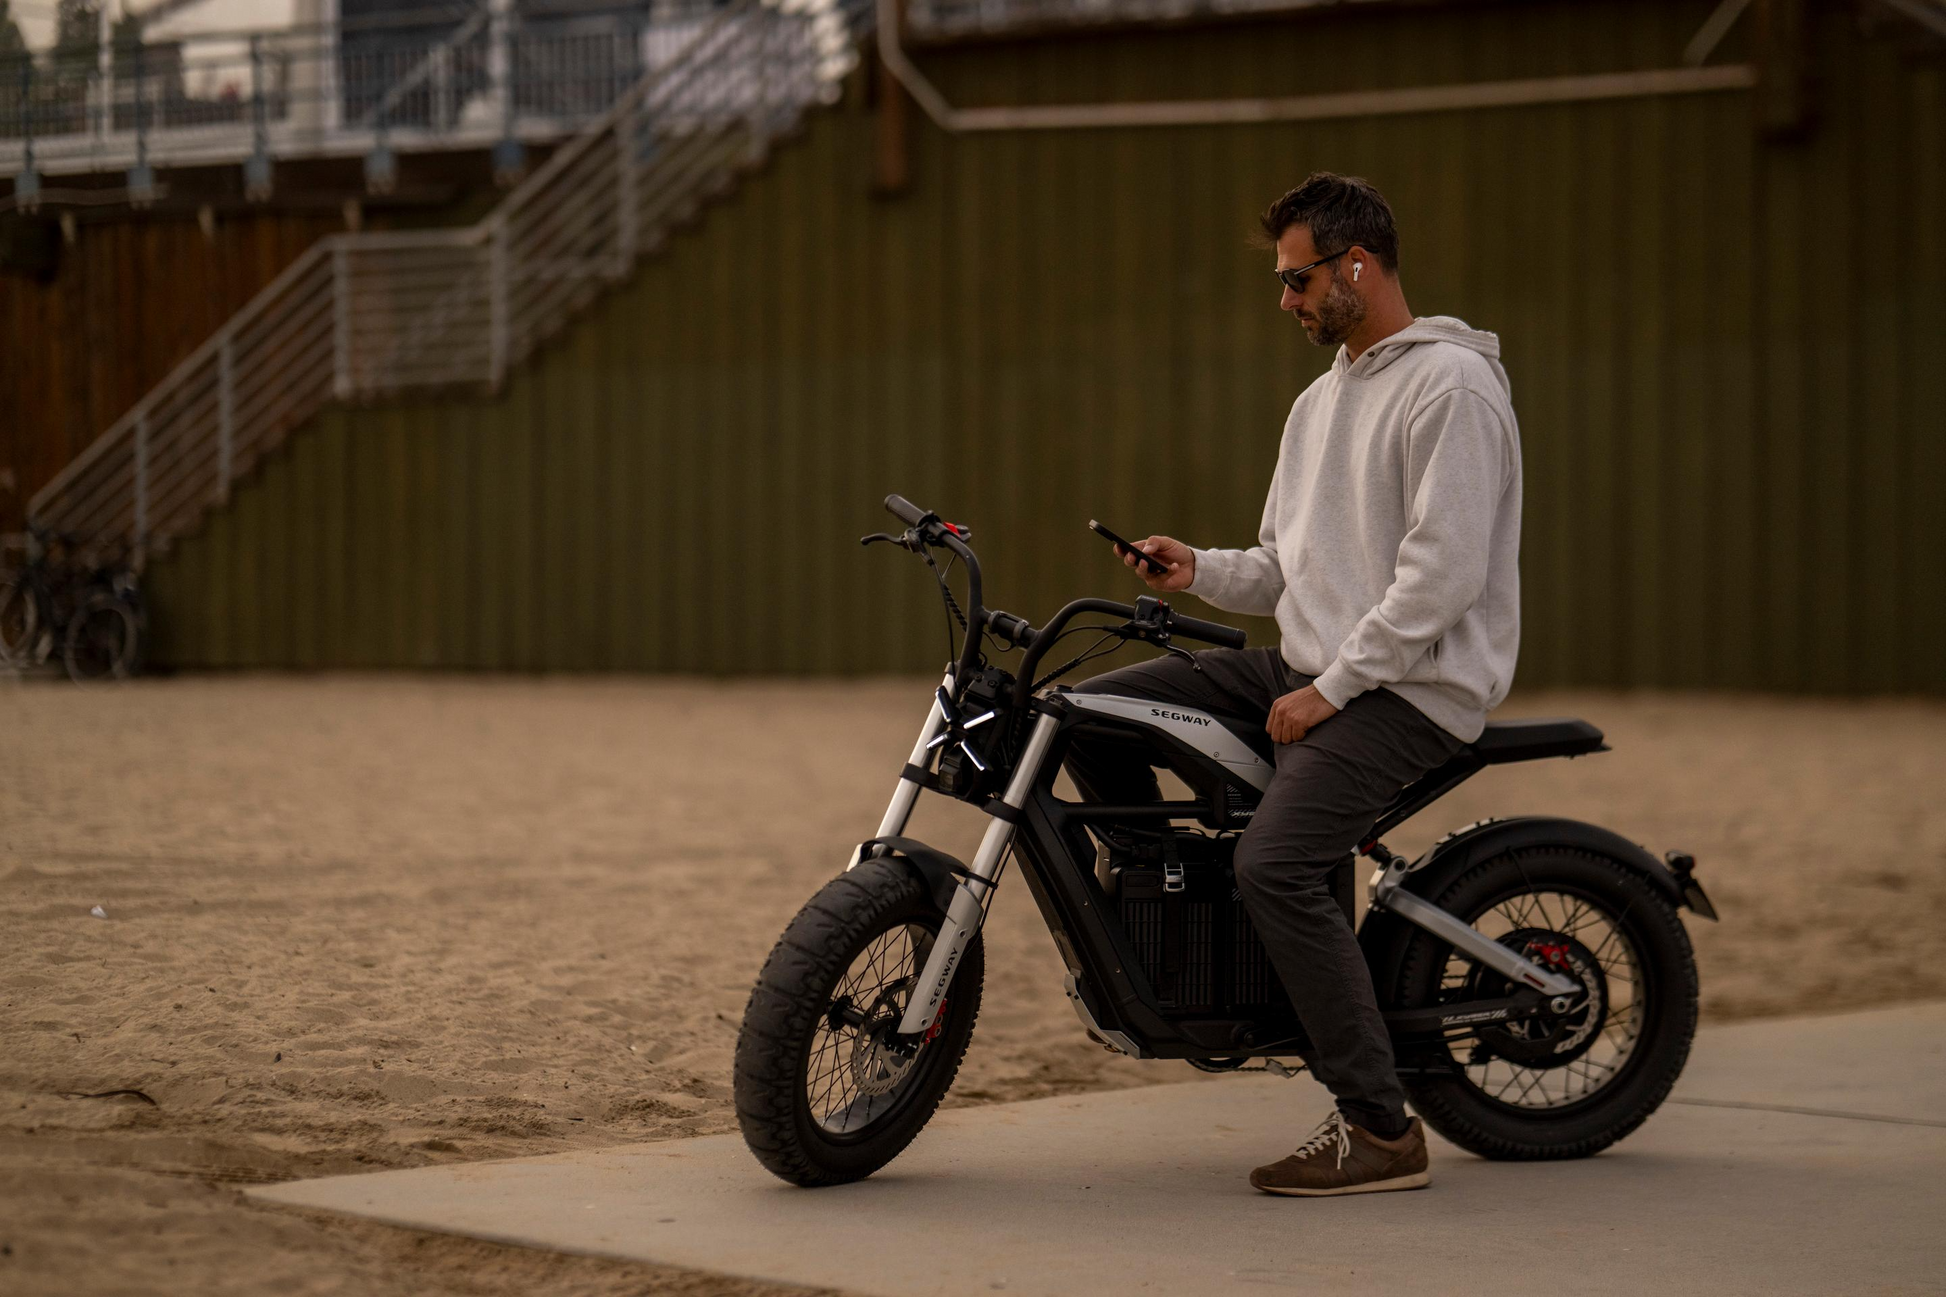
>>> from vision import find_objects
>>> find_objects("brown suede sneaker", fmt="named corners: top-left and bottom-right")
top-left (1249, 1111), bottom-right (1431, 1196)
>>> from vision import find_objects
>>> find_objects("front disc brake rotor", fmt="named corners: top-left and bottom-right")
top-left (848, 1001), bottom-right (920, 1097)
top-left (1462, 927), bottom-right (1609, 1069)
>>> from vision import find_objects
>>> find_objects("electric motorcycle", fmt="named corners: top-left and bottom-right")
top-left (734, 495), bottom-right (1716, 1187)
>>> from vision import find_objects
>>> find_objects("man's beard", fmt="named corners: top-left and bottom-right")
top-left (1300, 270), bottom-right (1366, 347)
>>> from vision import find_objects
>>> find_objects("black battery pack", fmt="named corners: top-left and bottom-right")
top-left (1108, 830), bottom-right (1292, 1015)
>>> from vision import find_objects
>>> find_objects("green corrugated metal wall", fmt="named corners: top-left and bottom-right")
top-left (145, 0), bottom-right (1946, 689)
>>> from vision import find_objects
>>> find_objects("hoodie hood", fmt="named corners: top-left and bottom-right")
top-left (1337, 315), bottom-right (1507, 394)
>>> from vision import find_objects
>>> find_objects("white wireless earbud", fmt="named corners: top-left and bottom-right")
top-left (1353, 262), bottom-right (1363, 281)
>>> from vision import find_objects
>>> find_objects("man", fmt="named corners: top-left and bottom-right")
top-left (1067, 171), bottom-right (1521, 1196)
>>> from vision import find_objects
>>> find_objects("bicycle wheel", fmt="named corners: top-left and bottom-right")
top-left (64, 593), bottom-right (141, 683)
top-left (0, 578), bottom-right (43, 667)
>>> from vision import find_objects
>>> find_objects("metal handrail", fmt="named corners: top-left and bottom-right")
top-left (27, 0), bottom-right (866, 561)
top-left (0, 2), bottom-right (782, 179)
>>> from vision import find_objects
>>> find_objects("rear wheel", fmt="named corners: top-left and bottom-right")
top-left (735, 857), bottom-right (983, 1186)
top-left (1393, 848), bottom-right (1697, 1160)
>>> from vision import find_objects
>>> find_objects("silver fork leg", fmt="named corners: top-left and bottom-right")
top-left (896, 711), bottom-right (1060, 1035)
top-left (846, 669), bottom-right (953, 870)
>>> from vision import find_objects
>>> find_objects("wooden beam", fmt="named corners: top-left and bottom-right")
top-left (1754, 0), bottom-right (1818, 139)
top-left (873, 0), bottom-right (912, 196)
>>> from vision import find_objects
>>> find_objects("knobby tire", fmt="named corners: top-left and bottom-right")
top-left (1394, 847), bottom-right (1699, 1160)
top-left (735, 857), bottom-right (983, 1186)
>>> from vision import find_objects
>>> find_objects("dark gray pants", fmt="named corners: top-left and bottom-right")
top-left (1067, 646), bottom-right (1463, 1133)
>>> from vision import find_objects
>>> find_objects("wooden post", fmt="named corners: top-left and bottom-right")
top-left (1753, 0), bottom-right (1816, 139)
top-left (873, 0), bottom-right (911, 196)
top-left (217, 336), bottom-right (234, 503)
top-left (490, 217), bottom-right (510, 390)
top-left (333, 243), bottom-right (352, 400)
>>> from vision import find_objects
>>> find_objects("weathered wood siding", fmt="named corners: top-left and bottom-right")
top-left (143, 0), bottom-right (1946, 690)
top-left (1, 211), bottom-right (344, 533)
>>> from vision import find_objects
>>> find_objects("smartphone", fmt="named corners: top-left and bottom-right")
top-left (1088, 519), bottom-right (1170, 576)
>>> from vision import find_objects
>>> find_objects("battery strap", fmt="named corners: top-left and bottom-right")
top-left (1160, 837), bottom-right (1184, 996)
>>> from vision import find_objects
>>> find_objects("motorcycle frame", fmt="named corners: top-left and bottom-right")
top-left (867, 683), bottom-right (1577, 1052)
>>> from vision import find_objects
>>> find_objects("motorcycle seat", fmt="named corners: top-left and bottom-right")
top-left (1470, 717), bottom-right (1607, 763)
top-left (1209, 714), bottom-right (1604, 771)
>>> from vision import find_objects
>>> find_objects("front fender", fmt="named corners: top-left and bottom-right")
top-left (853, 836), bottom-right (973, 917)
top-left (1358, 816), bottom-right (1691, 1007)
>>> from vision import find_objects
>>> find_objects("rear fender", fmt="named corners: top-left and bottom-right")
top-left (1358, 816), bottom-right (1691, 1007)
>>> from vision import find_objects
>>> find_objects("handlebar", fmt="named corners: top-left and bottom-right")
top-left (878, 494), bottom-right (986, 682)
top-left (987, 610), bottom-right (1035, 648)
top-left (872, 496), bottom-right (1247, 704)
top-left (1170, 611), bottom-right (1248, 651)
top-left (1008, 595), bottom-right (1247, 707)
top-left (884, 494), bottom-right (927, 528)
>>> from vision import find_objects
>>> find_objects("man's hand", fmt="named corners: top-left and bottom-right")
top-left (1120, 535), bottom-right (1196, 593)
top-left (1266, 685), bottom-right (1338, 745)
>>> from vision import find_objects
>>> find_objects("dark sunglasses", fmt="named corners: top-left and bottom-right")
top-left (1274, 249), bottom-right (1350, 295)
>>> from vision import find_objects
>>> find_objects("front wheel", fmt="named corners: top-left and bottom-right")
top-left (1393, 847), bottom-right (1699, 1160)
top-left (735, 857), bottom-right (983, 1186)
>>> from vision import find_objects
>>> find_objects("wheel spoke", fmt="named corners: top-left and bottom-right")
top-left (1446, 885), bottom-right (1645, 1112)
top-left (805, 919), bottom-right (941, 1134)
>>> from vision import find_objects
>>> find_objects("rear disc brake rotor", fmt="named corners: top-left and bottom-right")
top-left (1462, 927), bottom-right (1608, 1069)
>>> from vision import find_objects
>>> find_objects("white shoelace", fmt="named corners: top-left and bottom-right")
top-left (1291, 1110), bottom-right (1352, 1169)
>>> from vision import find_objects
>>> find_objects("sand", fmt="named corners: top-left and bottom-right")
top-left (3, 675), bottom-right (1944, 1296)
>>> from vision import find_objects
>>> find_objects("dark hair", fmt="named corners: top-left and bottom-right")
top-left (1258, 172), bottom-right (1400, 271)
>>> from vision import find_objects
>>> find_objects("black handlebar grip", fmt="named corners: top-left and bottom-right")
top-left (884, 494), bottom-right (928, 527)
top-left (1170, 613), bottom-right (1247, 650)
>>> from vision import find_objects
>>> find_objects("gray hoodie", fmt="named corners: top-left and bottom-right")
top-left (1188, 316), bottom-right (1521, 742)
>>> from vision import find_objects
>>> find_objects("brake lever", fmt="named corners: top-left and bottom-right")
top-left (1123, 600), bottom-right (1203, 673)
top-left (860, 531), bottom-right (922, 551)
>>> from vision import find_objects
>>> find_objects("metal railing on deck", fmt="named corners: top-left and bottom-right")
top-left (0, 1), bottom-right (813, 182)
top-left (904, 0), bottom-right (1345, 38)
top-left (28, 0), bottom-right (864, 555)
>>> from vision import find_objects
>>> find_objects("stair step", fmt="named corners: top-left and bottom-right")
top-left (32, 3), bottom-right (864, 553)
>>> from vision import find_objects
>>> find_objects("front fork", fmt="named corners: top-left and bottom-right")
top-left (846, 671), bottom-right (1063, 1038)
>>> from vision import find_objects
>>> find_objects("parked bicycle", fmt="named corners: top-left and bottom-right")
top-left (0, 525), bottom-right (145, 683)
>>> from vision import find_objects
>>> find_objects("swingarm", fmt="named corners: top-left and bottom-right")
top-left (1368, 847), bottom-right (1581, 1003)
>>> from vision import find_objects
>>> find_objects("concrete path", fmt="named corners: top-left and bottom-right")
top-left (251, 1003), bottom-right (1946, 1296)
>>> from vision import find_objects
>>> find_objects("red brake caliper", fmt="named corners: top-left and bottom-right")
top-left (924, 998), bottom-right (948, 1042)
top-left (1527, 940), bottom-right (1573, 975)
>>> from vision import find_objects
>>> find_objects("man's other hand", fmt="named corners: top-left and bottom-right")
top-left (1121, 536), bottom-right (1196, 592)
top-left (1266, 685), bottom-right (1338, 744)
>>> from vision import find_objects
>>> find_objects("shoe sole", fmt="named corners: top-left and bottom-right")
top-left (1253, 1171), bottom-right (1431, 1197)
